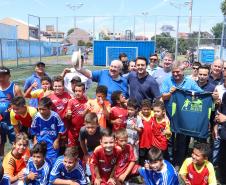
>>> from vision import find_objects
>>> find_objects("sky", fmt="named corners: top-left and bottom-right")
top-left (0, 0), bottom-right (224, 37)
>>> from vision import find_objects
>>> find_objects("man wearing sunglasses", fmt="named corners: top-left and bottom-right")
top-left (187, 62), bottom-right (201, 81)
top-left (152, 53), bottom-right (174, 87)
top-left (146, 54), bottom-right (159, 76)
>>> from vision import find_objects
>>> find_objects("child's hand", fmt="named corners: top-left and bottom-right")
top-left (107, 178), bottom-right (116, 185)
top-left (17, 170), bottom-right (25, 180)
top-left (83, 154), bottom-right (91, 164)
top-left (94, 178), bottom-right (102, 185)
top-left (27, 172), bottom-right (38, 180)
top-left (184, 179), bottom-right (191, 185)
top-left (53, 139), bottom-right (59, 150)
top-left (66, 110), bottom-right (72, 119)
top-left (114, 118), bottom-right (123, 124)
top-left (31, 81), bottom-right (38, 89)
top-left (118, 173), bottom-right (127, 182)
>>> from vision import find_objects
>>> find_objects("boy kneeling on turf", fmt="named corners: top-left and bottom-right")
top-left (49, 147), bottom-right (87, 185)
top-left (114, 128), bottom-right (139, 184)
top-left (179, 142), bottom-right (217, 185)
top-left (139, 147), bottom-right (179, 185)
top-left (90, 129), bottom-right (121, 185)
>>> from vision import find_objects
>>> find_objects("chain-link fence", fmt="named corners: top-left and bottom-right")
top-left (0, 15), bottom-right (224, 67)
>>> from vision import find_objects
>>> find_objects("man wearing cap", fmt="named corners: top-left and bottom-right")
top-left (0, 66), bottom-right (23, 158)
top-left (24, 62), bottom-right (48, 108)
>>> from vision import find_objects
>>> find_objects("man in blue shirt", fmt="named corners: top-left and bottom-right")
top-left (208, 59), bottom-right (223, 87)
top-left (161, 62), bottom-right (203, 167)
top-left (128, 56), bottom-right (160, 104)
top-left (77, 60), bottom-right (128, 101)
top-left (24, 62), bottom-right (48, 108)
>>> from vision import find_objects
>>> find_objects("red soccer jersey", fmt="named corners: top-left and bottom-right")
top-left (67, 96), bottom-right (87, 146)
top-left (139, 116), bottom-right (153, 149)
top-left (179, 158), bottom-right (216, 185)
top-left (152, 117), bottom-right (168, 151)
top-left (48, 92), bottom-right (71, 126)
top-left (110, 106), bottom-right (128, 131)
top-left (114, 144), bottom-right (138, 178)
top-left (90, 145), bottom-right (121, 183)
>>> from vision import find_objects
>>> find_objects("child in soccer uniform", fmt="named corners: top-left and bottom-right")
top-left (79, 112), bottom-right (103, 177)
top-left (179, 142), bottom-right (217, 185)
top-left (10, 96), bottom-right (37, 135)
top-left (49, 147), bottom-right (87, 185)
top-left (66, 82), bottom-right (88, 147)
top-left (110, 91), bottom-right (128, 131)
top-left (30, 97), bottom-right (66, 164)
top-left (139, 147), bottom-right (179, 185)
top-left (87, 85), bottom-right (111, 128)
top-left (48, 76), bottom-right (71, 128)
top-left (126, 99), bottom-right (143, 160)
top-left (3, 132), bottom-right (30, 184)
top-left (139, 99), bottom-right (154, 165)
top-left (0, 66), bottom-right (23, 157)
top-left (151, 100), bottom-right (171, 155)
top-left (114, 129), bottom-right (139, 184)
top-left (48, 76), bottom-right (71, 152)
top-left (0, 163), bottom-right (10, 185)
top-left (90, 129), bottom-right (122, 185)
top-left (25, 142), bottom-right (51, 185)
top-left (24, 76), bottom-right (52, 101)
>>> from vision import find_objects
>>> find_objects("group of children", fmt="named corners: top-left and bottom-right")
top-left (0, 65), bottom-right (217, 185)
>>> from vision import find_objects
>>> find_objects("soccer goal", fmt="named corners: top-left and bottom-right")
top-left (106, 46), bottom-right (138, 66)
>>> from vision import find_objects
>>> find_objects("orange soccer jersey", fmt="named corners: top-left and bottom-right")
top-left (3, 149), bottom-right (30, 177)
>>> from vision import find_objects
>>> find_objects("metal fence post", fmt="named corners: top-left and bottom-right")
top-left (133, 16), bottom-right (136, 40)
top-left (56, 17), bottom-right (59, 63)
top-left (112, 16), bottom-right (115, 40)
top-left (28, 15), bottom-right (31, 65)
top-left (175, 16), bottom-right (179, 61)
top-left (38, 16), bottom-right (41, 62)
top-left (16, 39), bottom-right (19, 68)
top-left (93, 16), bottom-right (95, 40)
top-left (220, 16), bottom-right (226, 60)
top-left (0, 39), bottom-right (3, 66)
top-left (197, 16), bottom-right (202, 61)
top-left (154, 16), bottom-right (157, 42)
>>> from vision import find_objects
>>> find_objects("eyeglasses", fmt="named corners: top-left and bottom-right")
top-left (150, 58), bottom-right (157, 62)
top-left (192, 67), bottom-right (199, 70)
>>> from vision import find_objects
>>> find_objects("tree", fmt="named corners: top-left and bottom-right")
top-left (67, 28), bottom-right (74, 36)
top-left (151, 32), bottom-right (175, 53)
top-left (221, 0), bottom-right (226, 15)
top-left (86, 41), bottom-right (93, 48)
top-left (103, 36), bottom-right (110, 40)
top-left (77, 40), bottom-right (86, 46)
top-left (211, 23), bottom-right (223, 45)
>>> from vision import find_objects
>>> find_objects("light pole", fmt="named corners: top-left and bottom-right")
top-left (66, 3), bottom-right (84, 29)
top-left (142, 12), bottom-right (148, 40)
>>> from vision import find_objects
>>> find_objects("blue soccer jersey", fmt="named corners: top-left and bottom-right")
top-left (139, 160), bottom-right (179, 185)
top-left (25, 157), bottom-right (51, 185)
top-left (0, 174), bottom-right (10, 185)
top-left (30, 111), bottom-right (66, 163)
top-left (49, 156), bottom-right (87, 185)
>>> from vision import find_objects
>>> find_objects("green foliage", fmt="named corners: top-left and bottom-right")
top-left (221, 0), bottom-right (226, 15)
top-left (103, 36), bottom-right (110, 40)
top-left (86, 41), bottom-right (93, 47)
top-left (67, 28), bottom-right (74, 36)
top-left (77, 40), bottom-right (86, 46)
top-left (211, 23), bottom-right (223, 45)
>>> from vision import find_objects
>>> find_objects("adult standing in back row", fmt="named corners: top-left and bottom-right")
top-left (77, 60), bottom-right (128, 102)
top-left (128, 56), bottom-right (160, 104)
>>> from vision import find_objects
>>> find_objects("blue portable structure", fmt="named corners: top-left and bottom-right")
top-left (199, 46), bottom-right (215, 64)
top-left (93, 40), bottom-right (155, 66)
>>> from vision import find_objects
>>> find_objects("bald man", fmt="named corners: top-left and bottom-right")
top-left (209, 59), bottom-right (223, 87)
top-left (76, 60), bottom-right (128, 101)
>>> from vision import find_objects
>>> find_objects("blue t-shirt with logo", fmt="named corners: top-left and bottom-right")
top-left (30, 111), bottom-right (66, 163)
